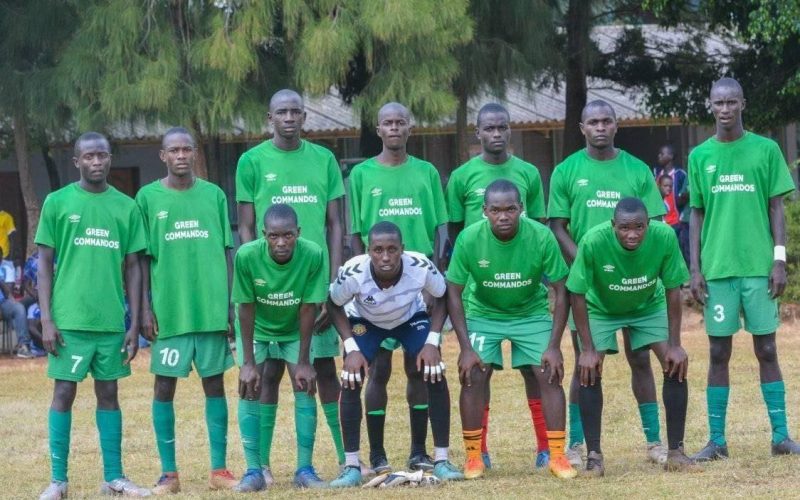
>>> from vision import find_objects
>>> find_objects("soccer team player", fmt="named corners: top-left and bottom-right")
top-left (328, 222), bottom-right (463, 487)
top-left (235, 89), bottom-right (346, 487)
top-left (688, 77), bottom-right (800, 460)
top-left (348, 102), bottom-right (449, 473)
top-left (568, 198), bottom-right (695, 475)
top-left (446, 102), bottom-right (551, 469)
top-left (38, 132), bottom-right (150, 499)
top-left (548, 99), bottom-right (670, 466)
top-left (136, 128), bottom-right (238, 493)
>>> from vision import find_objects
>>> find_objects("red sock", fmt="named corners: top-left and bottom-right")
top-left (528, 399), bottom-right (549, 452)
top-left (480, 405), bottom-right (490, 453)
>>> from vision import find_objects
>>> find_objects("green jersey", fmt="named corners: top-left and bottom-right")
top-left (235, 139), bottom-right (345, 275)
top-left (688, 132), bottom-right (795, 280)
top-left (232, 237), bottom-right (327, 342)
top-left (35, 183), bottom-right (146, 333)
top-left (548, 149), bottom-right (666, 243)
top-left (447, 218), bottom-right (568, 320)
top-left (136, 179), bottom-right (234, 338)
top-left (349, 156), bottom-right (448, 256)
top-left (566, 221), bottom-right (689, 318)
top-left (446, 155), bottom-right (546, 226)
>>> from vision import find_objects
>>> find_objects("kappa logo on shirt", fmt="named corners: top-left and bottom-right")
top-left (364, 295), bottom-right (377, 305)
top-left (577, 179), bottom-right (589, 187)
top-left (603, 264), bottom-right (615, 272)
top-left (371, 187), bottom-right (383, 197)
top-left (156, 210), bottom-right (169, 220)
top-left (473, 188), bottom-right (486, 197)
top-left (706, 164), bottom-right (717, 174)
top-left (478, 259), bottom-right (490, 268)
top-left (68, 214), bottom-right (81, 223)
top-left (265, 173), bottom-right (277, 182)
top-left (254, 278), bottom-right (267, 287)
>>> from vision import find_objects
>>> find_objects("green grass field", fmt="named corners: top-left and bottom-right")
top-left (2, 309), bottom-right (799, 499)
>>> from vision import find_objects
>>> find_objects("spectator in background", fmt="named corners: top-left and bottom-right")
top-left (0, 210), bottom-right (16, 284)
top-left (22, 249), bottom-right (46, 353)
top-left (0, 247), bottom-right (36, 358)
top-left (653, 145), bottom-right (688, 213)
top-left (658, 175), bottom-right (680, 228)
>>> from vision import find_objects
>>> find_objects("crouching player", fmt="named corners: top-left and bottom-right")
top-left (327, 221), bottom-right (463, 487)
top-left (233, 204), bottom-right (325, 491)
top-left (447, 179), bottom-right (577, 480)
top-left (568, 198), bottom-right (697, 476)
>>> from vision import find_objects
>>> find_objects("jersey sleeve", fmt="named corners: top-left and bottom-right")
top-left (235, 153), bottom-right (255, 203)
top-left (767, 142), bottom-right (796, 198)
top-left (525, 167), bottom-right (546, 219)
top-left (218, 189), bottom-right (234, 249)
top-left (639, 169), bottom-right (667, 218)
top-left (566, 242), bottom-right (592, 295)
top-left (348, 167), bottom-right (363, 234)
top-left (134, 191), bottom-right (154, 256)
top-left (446, 235), bottom-right (470, 286)
top-left (429, 166), bottom-right (449, 226)
top-left (659, 228), bottom-right (690, 289)
top-left (326, 152), bottom-right (346, 202)
top-left (231, 249), bottom-right (254, 303)
top-left (125, 204), bottom-right (147, 255)
top-left (547, 166), bottom-right (571, 219)
top-left (303, 247), bottom-right (328, 304)
top-left (688, 153), bottom-right (704, 209)
top-left (423, 261), bottom-right (447, 298)
top-left (541, 230), bottom-right (569, 282)
top-left (34, 196), bottom-right (56, 248)
top-left (445, 169), bottom-right (466, 223)
top-left (329, 261), bottom-right (362, 306)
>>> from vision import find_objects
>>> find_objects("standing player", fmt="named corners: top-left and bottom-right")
top-left (234, 204), bottom-right (326, 491)
top-left (548, 100), bottom-right (668, 465)
top-left (37, 132), bottom-right (150, 499)
top-left (448, 180), bottom-right (577, 480)
top-left (568, 198), bottom-right (696, 475)
top-left (689, 78), bottom-right (800, 461)
top-left (327, 222), bottom-right (463, 487)
top-left (236, 89), bottom-right (345, 486)
top-left (136, 128), bottom-right (237, 494)
top-left (348, 102), bottom-right (449, 472)
top-left (446, 102), bottom-right (550, 469)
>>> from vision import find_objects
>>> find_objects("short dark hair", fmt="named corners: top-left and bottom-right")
top-left (264, 203), bottom-right (298, 227)
top-left (269, 89), bottom-right (304, 111)
top-left (476, 103), bottom-right (510, 127)
top-left (162, 127), bottom-right (195, 149)
top-left (484, 179), bottom-right (521, 204)
top-left (74, 131), bottom-right (109, 157)
top-left (614, 197), bottom-right (648, 218)
top-left (368, 221), bottom-right (403, 244)
top-left (711, 77), bottom-right (744, 97)
top-left (581, 100), bottom-right (617, 121)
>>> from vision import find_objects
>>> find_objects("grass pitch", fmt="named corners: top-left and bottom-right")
top-left (2, 309), bottom-right (799, 499)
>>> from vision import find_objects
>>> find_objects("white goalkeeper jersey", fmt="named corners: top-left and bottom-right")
top-left (330, 251), bottom-right (446, 330)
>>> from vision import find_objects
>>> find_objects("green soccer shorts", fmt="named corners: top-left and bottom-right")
top-left (584, 309), bottom-right (668, 354)
top-left (150, 331), bottom-right (233, 378)
top-left (311, 325), bottom-right (341, 360)
top-left (466, 315), bottom-right (552, 369)
top-left (47, 330), bottom-right (130, 382)
top-left (705, 277), bottom-right (779, 336)
top-left (236, 335), bottom-right (303, 365)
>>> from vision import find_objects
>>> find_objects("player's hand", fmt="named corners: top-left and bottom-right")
top-left (541, 347), bottom-right (565, 385)
top-left (341, 350), bottom-right (368, 390)
top-left (690, 271), bottom-right (708, 306)
top-left (238, 361), bottom-right (260, 400)
top-left (313, 303), bottom-right (331, 333)
top-left (769, 260), bottom-right (787, 299)
top-left (578, 349), bottom-right (602, 386)
top-left (42, 319), bottom-right (64, 356)
top-left (417, 344), bottom-right (444, 383)
top-left (122, 328), bottom-right (139, 365)
top-left (458, 348), bottom-right (485, 387)
top-left (294, 362), bottom-right (317, 396)
top-left (664, 345), bottom-right (689, 382)
top-left (142, 308), bottom-right (158, 341)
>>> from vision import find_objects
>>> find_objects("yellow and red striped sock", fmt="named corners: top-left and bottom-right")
top-left (547, 430), bottom-right (566, 460)
top-left (463, 429), bottom-right (482, 461)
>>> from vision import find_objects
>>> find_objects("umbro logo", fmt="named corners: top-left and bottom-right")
top-left (265, 173), bottom-right (277, 182)
top-left (577, 179), bottom-right (589, 187)
top-left (156, 210), bottom-right (168, 220)
top-left (371, 187), bottom-right (382, 197)
top-left (68, 214), bottom-right (81, 223)
top-left (364, 295), bottom-right (377, 305)
top-left (254, 278), bottom-right (266, 287)
top-left (706, 164), bottom-right (717, 174)
top-left (603, 264), bottom-right (615, 272)
top-left (473, 188), bottom-right (486, 197)
top-left (478, 259), bottom-right (490, 268)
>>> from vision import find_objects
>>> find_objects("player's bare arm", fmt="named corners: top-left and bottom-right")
top-left (315, 198), bottom-right (344, 332)
top-left (226, 248), bottom-right (234, 335)
top-left (550, 218), bottom-right (578, 265)
top-left (417, 288), bottom-right (446, 383)
top-left (123, 252), bottom-right (142, 364)
top-left (295, 303), bottom-right (318, 395)
top-left (664, 287), bottom-right (688, 382)
top-left (237, 302), bottom-right (260, 399)
top-left (139, 255), bottom-right (158, 341)
top-left (327, 297), bottom-right (368, 390)
top-left (349, 233), bottom-right (365, 256)
top-left (446, 281), bottom-right (485, 386)
top-left (768, 195), bottom-right (787, 299)
top-left (570, 293), bottom-right (602, 386)
top-left (237, 202), bottom-right (256, 245)
top-left (542, 278), bottom-right (569, 385)
top-left (37, 245), bottom-right (63, 355)
top-left (689, 207), bottom-right (707, 304)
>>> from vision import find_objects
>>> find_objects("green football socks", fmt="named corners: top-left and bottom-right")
top-left (153, 400), bottom-right (177, 474)
top-left (96, 409), bottom-right (124, 482)
top-left (322, 401), bottom-right (345, 464)
top-left (568, 403), bottom-right (584, 447)
top-left (259, 403), bottom-right (278, 467)
top-left (205, 397), bottom-right (228, 470)
top-left (638, 402), bottom-right (661, 443)
top-left (238, 399), bottom-right (261, 470)
top-left (761, 381), bottom-right (789, 445)
top-left (707, 385), bottom-right (730, 446)
top-left (294, 392), bottom-right (317, 470)
top-left (49, 409), bottom-right (71, 482)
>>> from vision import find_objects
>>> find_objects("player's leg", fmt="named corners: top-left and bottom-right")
top-left (235, 345), bottom-right (269, 493)
top-left (311, 326), bottom-right (346, 467)
top-left (532, 366), bottom-right (577, 479)
top-left (404, 350), bottom-right (432, 470)
top-left (480, 371), bottom-right (493, 468)
top-left (40, 380), bottom-right (77, 500)
top-left (258, 357), bottom-right (284, 484)
top-left (519, 367), bottom-right (550, 467)
top-left (567, 328), bottom-right (585, 466)
top-left (622, 329), bottom-right (665, 464)
top-left (364, 346), bottom-right (392, 472)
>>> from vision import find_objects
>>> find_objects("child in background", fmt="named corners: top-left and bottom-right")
top-left (658, 175), bottom-right (680, 229)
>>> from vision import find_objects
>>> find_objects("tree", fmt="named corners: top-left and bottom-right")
top-left (59, 0), bottom-right (288, 182)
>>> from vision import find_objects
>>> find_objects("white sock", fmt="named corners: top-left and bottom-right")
top-left (434, 447), bottom-right (448, 462)
top-left (345, 451), bottom-right (360, 468)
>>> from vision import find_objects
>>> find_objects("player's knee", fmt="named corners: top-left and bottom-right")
top-left (201, 374), bottom-right (225, 398)
top-left (94, 381), bottom-right (119, 409)
top-left (370, 356), bottom-right (392, 386)
top-left (755, 338), bottom-right (778, 364)
top-left (626, 348), bottom-right (652, 371)
top-left (313, 357), bottom-right (337, 379)
top-left (52, 381), bottom-right (77, 411)
top-left (154, 375), bottom-right (177, 401)
top-left (709, 340), bottom-right (732, 365)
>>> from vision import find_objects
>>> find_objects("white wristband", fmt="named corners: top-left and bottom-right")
top-left (775, 245), bottom-right (787, 262)
top-left (344, 337), bottom-right (360, 354)
top-left (425, 331), bottom-right (441, 346)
